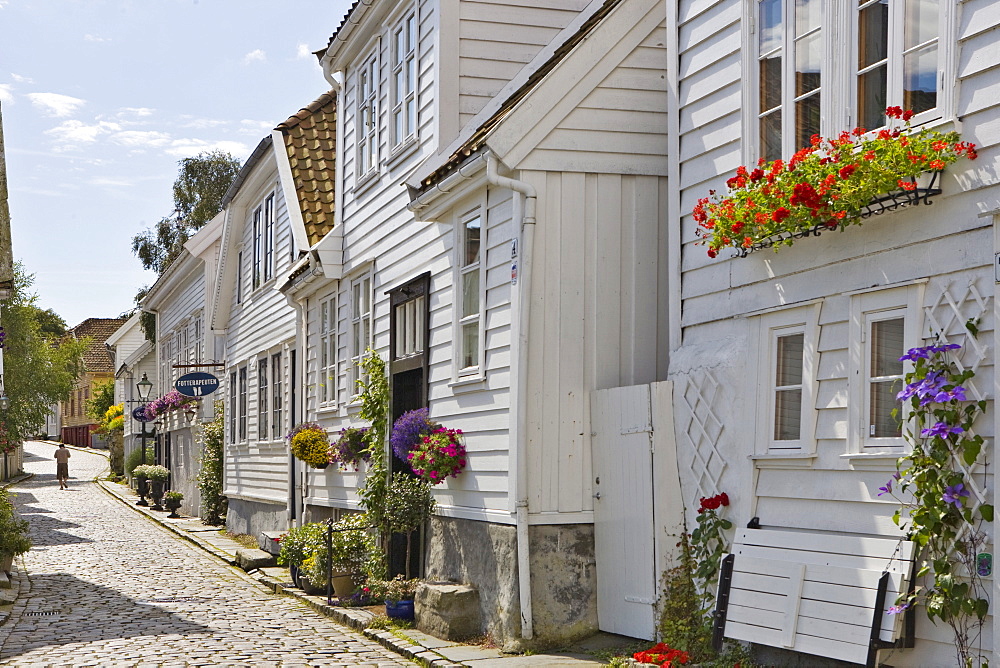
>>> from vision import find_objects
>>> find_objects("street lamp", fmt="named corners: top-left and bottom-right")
top-left (135, 373), bottom-right (154, 506)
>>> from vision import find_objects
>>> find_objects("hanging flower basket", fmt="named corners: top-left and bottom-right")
top-left (407, 427), bottom-right (467, 484)
top-left (144, 390), bottom-right (199, 420)
top-left (332, 426), bottom-right (370, 470)
top-left (287, 422), bottom-right (332, 468)
top-left (695, 107), bottom-right (978, 258)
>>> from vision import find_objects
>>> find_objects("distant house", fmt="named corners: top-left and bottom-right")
top-left (59, 318), bottom-right (127, 447)
top-left (139, 212), bottom-right (225, 513)
top-left (105, 313), bottom-right (156, 470)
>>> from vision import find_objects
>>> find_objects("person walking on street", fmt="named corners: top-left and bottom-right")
top-left (55, 443), bottom-right (71, 489)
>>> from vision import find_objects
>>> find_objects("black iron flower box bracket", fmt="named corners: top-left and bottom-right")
top-left (736, 171), bottom-right (942, 258)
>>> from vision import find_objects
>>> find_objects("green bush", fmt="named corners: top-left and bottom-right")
top-left (0, 489), bottom-right (31, 557)
top-left (125, 446), bottom-right (154, 479)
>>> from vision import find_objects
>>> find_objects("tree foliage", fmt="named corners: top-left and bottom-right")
top-left (33, 308), bottom-right (67, 338)
top-left (3, 264), bottom-right (87, 442)
top-left (87, 378), bottom-right (116, 423)
top-left (130, 150), bottom-right (240, 275)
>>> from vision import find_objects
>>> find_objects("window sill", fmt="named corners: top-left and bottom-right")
top-left (386, 136), bottom-right (419, 171)
top-left (750, 452), bottom-right (817, 468)
top-left (449, 375), bottom-right (487, 392)
top-left (316, 404), bottom-right (340, 416)
top-left (353, 169), bottom-right (380, 197)
top-left (841, 451), bottom-right (905, 469)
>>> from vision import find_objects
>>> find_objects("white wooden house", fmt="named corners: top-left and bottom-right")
top-left (295, 0), bottom-right (683, 650)
top-left (663, 0), bottom-right (1000, 663)
top-left (209, 95), bottom-right (338, 537)
top-left (141, 212), bottom-right (225, 515)
top-left (106, 313), bottom-right (155, 473)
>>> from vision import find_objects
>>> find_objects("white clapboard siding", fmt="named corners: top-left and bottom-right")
top-left (721, 529), bottom-right (915, 665)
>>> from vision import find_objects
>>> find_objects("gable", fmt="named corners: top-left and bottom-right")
top-left (487, 0), bottom-right (667, 174)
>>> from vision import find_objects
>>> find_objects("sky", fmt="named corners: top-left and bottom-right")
top-left (0, 0), bottom-right (354, 328)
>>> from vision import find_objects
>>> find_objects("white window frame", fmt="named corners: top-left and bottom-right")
top-left (252, 192), bottom-right (275, 290)
top-left (847, 284), bottom-right (923, 456)
top-left (238, 365), bottom-right (248, 443)
top-left (348, 273), bottom-right (373, 397)
top-left (229, 370), bottom-right (237, 443)
top-left (753, 302), bottom-right (821, 455)
top-left (742, 0), bottom-right (956, 163)
top-left (355, 50), bottom-right (380, 182)
top-left (271, 352), bottom-right (282, 438)
top-left (455, 205), bottom-right (485, 378)
top-left (390, 7), bottom-right (418, 152)
top-left (319, 295), bottom-right (337, 406)
top-left (850, 0), bottom-right (953, 131)
top-left (257, 356), bottom-right (269, 442)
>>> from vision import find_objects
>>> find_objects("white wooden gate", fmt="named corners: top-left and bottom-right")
top-left (591, 381), bottom-right (683, 640)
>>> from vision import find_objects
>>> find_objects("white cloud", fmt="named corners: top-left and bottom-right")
top-left (110, 130), bottom-right (171, 148)
top-left (89, 177), bottom-right (134, 188)
top-left (239, 119), bottom-right (273, 134)
top-left (27, 92), bottom-right (86, 117)
top-left (0, 84), bottom-right (12, 104)
top-left (44, 119), bottom-right (120, 148)
top-left (178, 116), bottom-right (227, 130)
top-left (84, 34), bottom-right (110, 43)
top-left (242, 49), bottom-right (266, 65)
top-left (297, 43), bottom-right (311, 59)
top-left (165, 138), bottom-right (249, 158)
top-left (10, 73), bottom-right (33, 84)
top-left (117, 107), bottom-right (154, 118)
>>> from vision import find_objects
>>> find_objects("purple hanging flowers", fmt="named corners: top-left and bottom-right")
top-left (942, 483), bottom-right (970, 509)
top-left (390, 408), bottom-right (440, 461)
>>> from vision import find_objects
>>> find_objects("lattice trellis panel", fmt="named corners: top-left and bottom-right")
top-left (676, 369), bottom-right (728, 504)
top-left (922, 277), bottom-right (992, 534)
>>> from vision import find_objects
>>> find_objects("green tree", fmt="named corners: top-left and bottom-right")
top-left (86, 378), bottom-right (115, 422)
top-left (32, 308), bottom-right (67, 338)
top-left (130, 151), bottom-right (241, 275)
top-left (2, 264), bottom-right (87, 442)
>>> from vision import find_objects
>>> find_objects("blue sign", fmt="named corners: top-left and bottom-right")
top-left (175, 372), bottom-right (220, 397)
top-left (132, 405), bottom-right (151, 422)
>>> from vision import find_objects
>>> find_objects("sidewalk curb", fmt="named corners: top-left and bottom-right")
top-left (96, 476), bottom-right (467, 666)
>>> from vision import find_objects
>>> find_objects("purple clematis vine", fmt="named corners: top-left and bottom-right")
top-left (877, 472), bottom-right (902, 497)
top-left (921, 422), bottom-right (965, 438)
top-left (942, 483), bottom-right (970, 509)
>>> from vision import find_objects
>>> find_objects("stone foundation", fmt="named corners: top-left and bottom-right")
top-left (225, 497), bottom-right (287, 538)
top-left (425, 516), bottom-right (597, 652)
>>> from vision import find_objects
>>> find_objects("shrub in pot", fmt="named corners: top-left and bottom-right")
top-left (0, 489), bottom-right (30, 573)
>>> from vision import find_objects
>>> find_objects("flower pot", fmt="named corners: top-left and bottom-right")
top-left (385, 599), bottom-right (415, 621)
top-left (288, 564), bottom-right (299, 585)
top-left (311, 461), bottom-right (330, 470)
top-left (149, 480), bottom-right (165, 511)
top-left (332, 572), bottom-right (357, 598)
top-left (135, 478), bottom-right (149, 506)
top-left (164, 499), bottom-right (182, 518)
top-left (298, 574), bottom-right (326, 596)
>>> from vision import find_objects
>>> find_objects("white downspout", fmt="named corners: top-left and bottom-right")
top-left (486, 152), bottom-right (536, 640)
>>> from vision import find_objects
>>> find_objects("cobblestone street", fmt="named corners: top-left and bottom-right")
top-left (0, 441), bottom-right (414, 667)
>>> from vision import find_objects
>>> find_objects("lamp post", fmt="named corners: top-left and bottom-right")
top-left (135, 372), bottom-right (153, 506)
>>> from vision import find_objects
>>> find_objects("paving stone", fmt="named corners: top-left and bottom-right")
top-left (0, 442), bottom-right (415, 667)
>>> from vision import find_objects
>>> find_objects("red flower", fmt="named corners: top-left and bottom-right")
top-left (902, 109), bottom-right (915, 121)
top-left (885, 106), bottom-right (903, 119)
top-left (929, 159), bottom-right (945, 170)
top-left (772, 207), bottom-right (790, 222)
top-left (720, 492), bottom-right (730, 506)
top-left (707, 248), bottom-right (717, 258)
top-left (749, 168), bottom-right (765, 182)
top-left (898, 180), bottom-right (917, 191)
top-left (852, 127), bottom-right (866, 136)
top-left (838, 164), bottom-right (856, 179)
top-left (863, 151), bottom-right (876, 161)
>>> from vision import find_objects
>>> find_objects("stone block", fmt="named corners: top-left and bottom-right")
top-left (0, 570), bottom-right (8, 589)
top-left (235, 548), bottom-right (276, 571)
top-left (415, 581), bottom-right (482, 641)
top-left (259, 531), bottom-right (283, 555)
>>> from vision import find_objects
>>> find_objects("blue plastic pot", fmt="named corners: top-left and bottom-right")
top-left (385, 599), bottom-right (415, 621)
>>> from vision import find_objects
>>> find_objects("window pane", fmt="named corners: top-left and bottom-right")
top-left (871, 318), bottom-right (904, 378)
top-left (904, 44), bottom-right (938, 115)
top-left (759, 54), bottom-right (782, 113)
top-left (905, 0), bottom-right (937, 49)
top-left (795, 30), bottom-right (821, 96)
top-left (352, 322), bottom-right (360, 357)
top-left (465, 216), bottom-right (481, 266)
top-left (462, 322), bottom-right (479, 369)
top-left (363, 318), bottom-right (371, 350)
top-left (462, 270), bottom-right (480, 318)
top-left (395, 303), bottom-right (406, 358)
top-left (408, 15), bottom-right (416, 50)
top-left (871, 380), bottom-right (902, 438)
top-left (858, 65), bottom-right (887, 130)
top-left (774, 389), bottom-right (802, 440)
top-left (407, 99), bottom-right (416, 136)
top-left (796, 92), bottom-right (821, 150)
top-left (858, 2), bottom-right (888, 69)
top-left (759, 0), bottom-right (782, 54)
top-left (760, 110), bottom-right (782, 162)
top-left (396, 29), bottom-right (405, 65)
top-left (776, 333), bottom-right (804, 387)
top-left (795, 0), bottom-right (821, 36)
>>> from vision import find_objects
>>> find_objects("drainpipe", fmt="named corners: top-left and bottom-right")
top-left (486, 152), bottom-right (536, 640)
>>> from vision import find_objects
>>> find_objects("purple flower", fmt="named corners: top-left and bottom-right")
top-left (898, 343), bottom-right (961, 362)
top-left (942, 483), bottom-right (970, 509)
top-left (921, 422), bottom-right (964, 438)
top-left (390, 408), bottom-right (439, 461)
top-left (886, 602), bottom-right (911, 615)
top-left (877, 472), bottom-right (901, 497)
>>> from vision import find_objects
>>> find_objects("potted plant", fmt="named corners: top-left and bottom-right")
top-left (327, 512), bottom-right (377, 597)
top-left (332, 426), bottom-right (370, 470)
top-left (141, 465), bottom-right (170, 510)
top-left (163, 490), bottom-right (184, 518)
top-left (406, 428), bottom-right (467, 485)
top-left (385, 472), bottom-right (436, 578)
top-left (0, 489), bottom-right (30, 575)
top-left (287, 422), bottom-right (332, 469)
top-left (277, 522), bottom-right (327, 590)
top-left (363, 575), bottom-right (420, 620)
top-left (390, 408), bottom-right (439, 463)
top-left (132, 463), bottom-right (151, 506)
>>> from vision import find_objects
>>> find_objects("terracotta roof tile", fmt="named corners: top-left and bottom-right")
top-left (276, 90), bottom-right (338, 247)
top-left (67, 318), bottom-right (128, 373)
